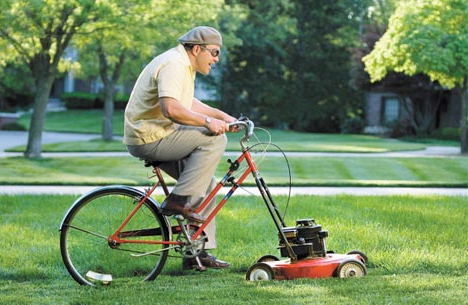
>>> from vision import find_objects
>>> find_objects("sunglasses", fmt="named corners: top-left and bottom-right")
top-left (199, 45), bottom-right (220, 57)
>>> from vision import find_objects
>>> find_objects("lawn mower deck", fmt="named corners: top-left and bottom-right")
top-left (246, 219), bottom-right (367, 281)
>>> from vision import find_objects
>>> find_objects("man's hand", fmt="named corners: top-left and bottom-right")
top-left (206, 118), bottom-right (230, 135)
top-left (225, 116), bottom-right (239, 133)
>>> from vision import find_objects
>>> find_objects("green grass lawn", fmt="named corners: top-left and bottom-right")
top-left (18, 109), bottom-right (125, 135)
top-left (6, 132), bottom-right (431, 153)
top-left (0, 194), bottom-right (466, 304)
top-left (1, 155), bottom-right (467, 187)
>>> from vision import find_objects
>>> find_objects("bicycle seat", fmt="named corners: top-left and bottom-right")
top-left (143, 160), bottom-right (162, 168)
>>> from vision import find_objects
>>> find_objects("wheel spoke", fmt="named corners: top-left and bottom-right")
top-left (66, 224), bottom-right (108, 240)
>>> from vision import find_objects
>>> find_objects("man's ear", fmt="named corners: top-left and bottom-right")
top-left (191, 45), bottom-right (201, 56)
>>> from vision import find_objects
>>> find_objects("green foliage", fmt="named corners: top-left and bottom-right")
top-left (72, 0), bottom-right (224, 82)
top-left (221, 0), bottom-right (365, 132)
top-left (68, 0), bottom-right (224, 140)
top-left (0, 0), bottom-right (119, 157)
top-left (432, 127), bottom-right (460, 141)
top-left (0, 122), bottom-right (26, 131)
top-left (362, 0), bottom-right (468, 152)
top-left (0, 0), bottom-right (100, 75)
top-left (220, 0), bottom-right (294, 120)
top-left (339, 116), bottom-right (365, 134)
top-left (363, 0), bottom-right (468, 88)
top-left (0, 64), bottom-right (34, 111)
top-left (286, 0), bottom-right (363, 132)
top-left (60, 92), bottom-right (129, 110)
top-left (60, 91), bottom-right (98, 109)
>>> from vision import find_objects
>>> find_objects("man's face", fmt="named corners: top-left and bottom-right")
top-left (194, 44), bottom-right (220, 75)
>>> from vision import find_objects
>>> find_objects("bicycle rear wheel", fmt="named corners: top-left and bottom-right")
top-left (60, 186), bottom-right (170, 286)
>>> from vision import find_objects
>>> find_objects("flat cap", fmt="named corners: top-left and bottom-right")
top-left (178, 26), bottom-right (222, 46)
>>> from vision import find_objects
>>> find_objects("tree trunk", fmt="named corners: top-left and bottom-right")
top-left (460, 77), bottom-right (468, 154)
top-left (102, 84), bottom-right (115, 142)
top-left (24, 73), bottom-right (55, 158)
top-left (98, 48), bottom-right (125, 142)
top-left (410, 92), bottom-right (441, 136)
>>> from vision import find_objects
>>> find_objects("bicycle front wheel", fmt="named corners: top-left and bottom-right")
top-left (59, 186), bottom-right (170, 286)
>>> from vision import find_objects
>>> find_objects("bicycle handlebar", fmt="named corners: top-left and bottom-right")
top-left (228, 118), bottom-right (254, 147)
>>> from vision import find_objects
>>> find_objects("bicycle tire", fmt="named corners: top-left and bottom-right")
top-left (59, 186), bottom-right (171, 286)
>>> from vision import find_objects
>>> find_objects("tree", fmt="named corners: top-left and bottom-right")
top-left (220, 0), bottom-right (364, 132)
top-left (0, 0), bottom-right (107, 158)
top-left (349, 0), bottom-right (398, 91)
top-left (286, 0), bottom-right (364, 132)
top-left (73, 0), bottom-right (224, 141)
top-left (219, 0), bottom-right (295, 126)
top-left (363, 0), bottom-right (468, 153)
top-left (350, 0), bottom-right (441, 136)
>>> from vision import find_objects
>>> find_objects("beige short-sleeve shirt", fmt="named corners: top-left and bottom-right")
top-left (123, 44), bottom-right (196, 145)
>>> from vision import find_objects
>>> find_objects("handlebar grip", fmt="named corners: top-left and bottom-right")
top-left (229, 119), bottom-right (254, 141)
top-left (228, 121), bottom-right (247, 128)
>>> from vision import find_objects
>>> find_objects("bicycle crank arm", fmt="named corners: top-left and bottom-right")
top-left (130, 246), bottom-right (177, 257)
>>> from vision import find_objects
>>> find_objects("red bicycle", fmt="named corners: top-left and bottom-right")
top-left (59, 117), bottom-right (366, 286)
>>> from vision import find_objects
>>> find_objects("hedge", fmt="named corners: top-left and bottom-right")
top-left (61, 92), bottom-right (129, 110)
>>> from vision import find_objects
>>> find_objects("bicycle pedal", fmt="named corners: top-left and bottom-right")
top-left (175, 215), bottom-right (185, 221)
top-left (194, 256), bottom-right (207, 271)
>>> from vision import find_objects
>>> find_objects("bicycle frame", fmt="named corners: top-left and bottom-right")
top-left (107, 119), bottom-right (297, 261)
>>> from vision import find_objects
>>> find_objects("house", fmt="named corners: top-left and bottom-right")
top-left (364, 89), bottom-right (461, 135)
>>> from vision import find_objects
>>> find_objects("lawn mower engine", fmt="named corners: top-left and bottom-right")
top-left (279, 219), bottom-right (328, 259)
top-left (246, 218), bottom-right (367, 281)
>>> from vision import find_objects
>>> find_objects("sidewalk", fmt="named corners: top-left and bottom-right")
top-left (1, 185), bottom-right (468, 196)
top-left (0, 130), bottom-right (101, 157)
top-left (0, 130), bottom-right (466, 196)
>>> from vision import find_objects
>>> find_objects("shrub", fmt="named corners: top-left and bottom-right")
top-left (61, 92), bottom-right (98, 109)
top-left (115, 93), bottom-right (130, 110)
top-left (340, 117), bottom-right (364, 134)
top-left (67, 92), bottom-right (130, 110)
top-left (388, 120), bottom-right (415, 138)
top-left (432, 127), bottom-right (460, 141)
top-left (1, 122), bottom-right (26, 131)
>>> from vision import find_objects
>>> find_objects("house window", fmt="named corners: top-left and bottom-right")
top-left (381, 97), bottom-right (399, 124)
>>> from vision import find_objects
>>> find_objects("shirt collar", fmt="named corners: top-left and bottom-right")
top-left (177, 44), bottom-right (195, 78)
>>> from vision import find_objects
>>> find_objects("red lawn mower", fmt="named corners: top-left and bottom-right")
top-left (246, 217), bottom-right (367, 281)
top-left (241, 138), bottom-right (367, 281)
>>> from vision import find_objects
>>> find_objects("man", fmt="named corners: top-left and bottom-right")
top-left (123, 26), bottom-right (236, 270)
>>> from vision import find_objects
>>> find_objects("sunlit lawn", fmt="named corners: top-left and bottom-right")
top-left (0, 155), bottom-right (467, 187)
top-left (0, 194), bottom-right (466, 305)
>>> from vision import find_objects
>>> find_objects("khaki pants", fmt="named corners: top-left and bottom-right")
top-left (127, 125), bottom-right (227, 249)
